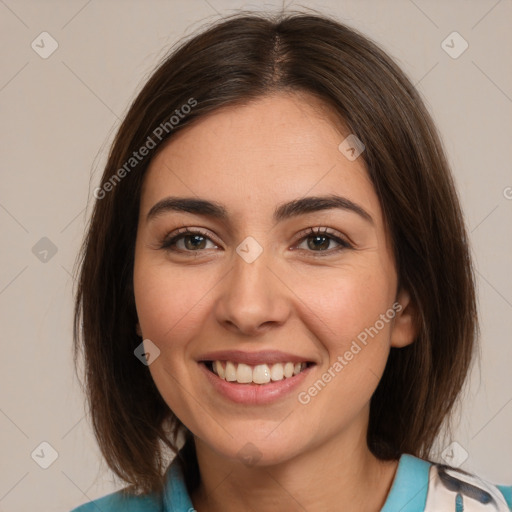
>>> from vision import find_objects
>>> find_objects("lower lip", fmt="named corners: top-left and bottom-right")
top-left (199, 363), bottom-right (314, 405)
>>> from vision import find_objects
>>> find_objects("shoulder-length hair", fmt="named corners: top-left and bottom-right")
top-left (73, 10), bottom-right (478, 496)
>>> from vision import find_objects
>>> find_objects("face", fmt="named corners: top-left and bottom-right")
top-left (133, 91), bottom-right (416, 466)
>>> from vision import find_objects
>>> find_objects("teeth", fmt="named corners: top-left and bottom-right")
top-left (225, 361), bottom-right (237, 382)
top-left (236, 363), bottom-right (253, 383)
top-left (270, 363), bottom-right (284, 381)
top-left (214, 360), bottom-right (225, 379)
top-left (253, 364), bottom-right (271, 384)
top-left (209, 361), bottom-right (308, 384)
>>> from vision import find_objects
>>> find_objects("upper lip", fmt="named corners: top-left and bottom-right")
top-left (197, 350), bottom-right (315, 366)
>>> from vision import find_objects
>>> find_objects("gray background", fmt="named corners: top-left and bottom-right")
top-left (0, 0), bottom-right (511, 510)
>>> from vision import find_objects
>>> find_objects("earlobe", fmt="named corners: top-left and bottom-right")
top-left (135, 322), bottom-right (142, 337)
top-left (390, 288), bottom-right (419, 348)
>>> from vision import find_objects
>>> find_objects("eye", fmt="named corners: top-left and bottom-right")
top-left (159, 226), bottom-right (352, 255)
top-left (159, 228), bottom-right (219, 252)
top-left (294, 227), bottom-right (352, 254)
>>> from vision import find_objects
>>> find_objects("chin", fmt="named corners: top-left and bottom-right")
top-left (200, 431), bottom-right (308, 468)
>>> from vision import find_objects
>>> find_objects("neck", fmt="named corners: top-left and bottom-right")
top-left (190, 421), bottom-right (398, 512)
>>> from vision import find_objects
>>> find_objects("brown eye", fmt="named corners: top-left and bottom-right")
top-left (295, 227), bottom-right (352, 253)
top-left (160, 229), bottom-right (218, 252)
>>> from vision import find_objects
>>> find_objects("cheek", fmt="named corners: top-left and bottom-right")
top-left (294, 261), bottom-right (395, 346)
top-left (295, 282), bottom-right (395, 432)
top-left (132, 256), bottom-right (212, 424)
top-left (292, 261), bottom-right (396, 415)
top-left (133, 256), bottom-right (209, 352)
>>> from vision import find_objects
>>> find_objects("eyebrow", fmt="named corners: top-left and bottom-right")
top-left (146, 194), bottom-right (373, 225)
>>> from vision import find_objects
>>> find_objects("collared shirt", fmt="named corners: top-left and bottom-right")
top-left (71, 453), bottom-right (512, 511)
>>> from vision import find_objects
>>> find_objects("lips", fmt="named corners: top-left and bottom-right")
top-left (198, 349), bottom-right (315, 366)
top-left (198, 356), bottom-right (315, 405)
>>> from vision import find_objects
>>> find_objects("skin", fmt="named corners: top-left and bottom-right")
top-left (133, 91), bottom-right (418, 511)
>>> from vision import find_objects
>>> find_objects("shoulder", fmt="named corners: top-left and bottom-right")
top-left (394, 454), bottom-right (512, 511)
top-left (424, 460), bottom-right (512, 511)
top-left (69, 488), bottom-right (162, 512)
top-left (69, 454), bottom-right (194, 512)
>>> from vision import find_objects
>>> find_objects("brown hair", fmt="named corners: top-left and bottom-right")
top-left (73, 9), bottom-right (478, 496)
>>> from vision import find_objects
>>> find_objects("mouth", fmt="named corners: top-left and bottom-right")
top-left (202, 360), bottom-right (315, 385)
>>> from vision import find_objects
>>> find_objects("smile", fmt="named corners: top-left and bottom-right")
top-left (197, 350), bottom-right (317, 404)
top-left (205, 360), bottom-right (311, 385)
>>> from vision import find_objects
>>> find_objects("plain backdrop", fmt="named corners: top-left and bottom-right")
top-left (0, 0), bottom-right (511, 510)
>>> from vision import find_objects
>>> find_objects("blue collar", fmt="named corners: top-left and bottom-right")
top-left (162, 455), bottom-right (196, 511)
top-left (380, 454), bottom-right (431, 511)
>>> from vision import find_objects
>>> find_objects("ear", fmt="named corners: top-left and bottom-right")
top-left (135, 322), bottom-right (142, 337)
top-left (390, 288), bottom-right (419, 348)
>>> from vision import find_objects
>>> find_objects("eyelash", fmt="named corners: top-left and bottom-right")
top-left (158, 226), bottom-right (353, 256)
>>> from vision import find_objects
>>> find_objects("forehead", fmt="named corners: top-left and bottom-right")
top-left (140, 92), bottom-right (381, 225)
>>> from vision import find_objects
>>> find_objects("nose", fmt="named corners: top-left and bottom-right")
top-left (214, 247), bottom-right (291, 336)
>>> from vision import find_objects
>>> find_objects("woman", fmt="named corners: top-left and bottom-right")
top-left (71, 10), bottom-right (511, 512)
